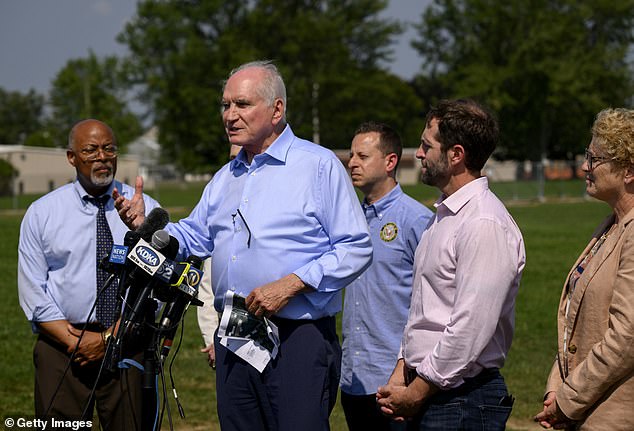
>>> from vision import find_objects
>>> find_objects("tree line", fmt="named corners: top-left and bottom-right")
top-left (1, 0), bottom-right (632, 174)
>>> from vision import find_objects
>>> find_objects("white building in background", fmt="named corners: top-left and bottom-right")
top-left (127, 126), bottom-right (181, 185)
top-left (126, 126), bottom-right (159, 188)
top-left (1, 132), bottom-right (524, 197)
top-left (0, 145), bottom-right (141, 195)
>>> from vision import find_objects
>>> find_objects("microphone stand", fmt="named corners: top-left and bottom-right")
top-left (139, 295), bottom-right (160, 431)
top-left (114, 283), bottom-right (162, 431)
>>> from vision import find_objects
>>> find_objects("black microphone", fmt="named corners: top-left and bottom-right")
top-left (115, 231), bottom-right (142, 296)
top-left (124, 230), bottom-right (173, 285)
top-left (106, 230), bottom-right (178, 371)
top-left (149, 234), bottom-right (182, 303)
top-left (125, 230), bottom-right (142, 247)
top-left (101, 231), bottom-right (140, 369)
top-left (159, 255), bottom-right (204, 330)
top-left (136, 207), bottom-right (170, 242)
top-left (122, 229), bottom-right (175, 325)
top-left (159, 255), bottom-right (204, 363)
top-left (99, 235), bottom-right (134, 275)
top-left (159, 233), bottom-right (180, 262)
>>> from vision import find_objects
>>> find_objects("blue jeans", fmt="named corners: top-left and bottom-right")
top-left (407, 369), bottom-right (513, 431)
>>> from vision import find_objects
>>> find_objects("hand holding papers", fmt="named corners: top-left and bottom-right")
top-left (218, 291), bottom-right (280, 372)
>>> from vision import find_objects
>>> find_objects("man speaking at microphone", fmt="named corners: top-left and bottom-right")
top-left (114, 60), bottom-right (372, 431)
top-left (18, 119), bottom-right (160, 428)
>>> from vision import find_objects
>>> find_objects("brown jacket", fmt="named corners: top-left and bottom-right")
top-left (546, 211), bottom-right (634, 430)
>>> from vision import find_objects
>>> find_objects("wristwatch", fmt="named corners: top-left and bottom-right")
top-left (102, 328), bottom-right (113, 346)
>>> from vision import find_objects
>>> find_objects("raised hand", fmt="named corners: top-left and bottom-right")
top-left (113, 176), bottom-right (146, 230)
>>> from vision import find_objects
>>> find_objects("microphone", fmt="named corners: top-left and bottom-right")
top-left (116, 231), bottom-right (142, 296)
top-left (100, 233), bottom-right (136, 370)
top-left (98, 248), bottom-right (127, 274)
top-left (159, 255), bottom-right (204, 329)
top-left (106, 230), bottom-right (179, 371)
top-left (122, 230), bottom-right (176, 325)
top-left (159, 255), bottom-right (205, 363)
top-left (136, 207), bottom-right (170, 242)
top-left (125, 230), bottom-right (142, 247)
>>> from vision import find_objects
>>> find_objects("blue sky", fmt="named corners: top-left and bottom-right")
top-left (0, 0), bottom-right (429, 94)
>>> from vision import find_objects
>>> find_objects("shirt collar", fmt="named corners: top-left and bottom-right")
top-left (230, 124), bottom-right (294, 171)
top-left (73, 179), bottom-right (116, 207)
top-left (434, 176), bottom-right (489, 215)
top-left (362, 184), bottom-right (402, 219)
top-left (264, 124), bottom-right (294, 163)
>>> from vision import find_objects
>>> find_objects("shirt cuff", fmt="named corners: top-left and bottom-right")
top-left (293, 260), bottom-right (323, 291)
top-left (417, 356), bottom-right (466, 390)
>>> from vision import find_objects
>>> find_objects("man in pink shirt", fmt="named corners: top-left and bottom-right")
top-left (377, 99), bottom-right (526, 430)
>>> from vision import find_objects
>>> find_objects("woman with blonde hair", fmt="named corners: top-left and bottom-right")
top-left (535, 108), bottom-right (634, 430)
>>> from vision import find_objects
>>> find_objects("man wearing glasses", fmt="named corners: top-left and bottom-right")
top-left (114, 61), bottom-right (372, 431)
top-left (18, 119), bottom-right (160, 428)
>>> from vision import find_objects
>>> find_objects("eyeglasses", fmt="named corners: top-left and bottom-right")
top-left (584, 148), bottom-right (615, 171)
top-left (77, 145), bottom-right (118, 161)
top-left (231, 208), bottom-right (252, 248)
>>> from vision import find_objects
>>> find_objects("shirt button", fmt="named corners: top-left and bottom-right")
top-left (243, 198), bottom-right (248, 204)
top-left (231, 256), bottom-right (237, 261)
top-left (355, 351), bottom-right (359, 355)
top-left (236, 226), bottom-right (242, 232)
top-left (568, 344), bottom-right (577, 354)
top-left (356, 327), bottom-right (360, 331)
top-left (355, 302), bottom-right (359, 306)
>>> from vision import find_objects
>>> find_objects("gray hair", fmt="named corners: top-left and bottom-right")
top-left (225, 60), bottom-right (287, 116)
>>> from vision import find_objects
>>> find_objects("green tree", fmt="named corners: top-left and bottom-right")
top-left (0, 88), bottom-right (45, 146)
top-left (412, 0), bottom-right (634, 161)
top-left (48, 51), bottom-right (142, 150)
top-left (241, 1), bottom-right (404, 143)
top-left (119, 1), bottom-right (250, 172)
top-left (119, 0), bottom-right (420, 172)
top-left (0, 158), bottom-right (18, 196)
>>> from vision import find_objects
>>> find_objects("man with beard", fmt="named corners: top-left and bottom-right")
top-left (376, 99), bottom-right (526, 430)
top-left (18, 119), bottom-right (160, 428)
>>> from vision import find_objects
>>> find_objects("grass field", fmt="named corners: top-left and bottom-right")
top-left (0, 180), bottom-right (611, 430)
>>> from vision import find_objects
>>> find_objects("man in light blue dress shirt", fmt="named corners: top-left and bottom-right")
top-left (340, 122), bottom-right (433, 431)
top-left (114, 61), bottom-right (372, 431)
top-left (18, 119), bottom-right (160, 428)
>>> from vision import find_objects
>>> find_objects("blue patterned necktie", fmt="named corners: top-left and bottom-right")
top-left (87, 195), bottom-right (118, 328)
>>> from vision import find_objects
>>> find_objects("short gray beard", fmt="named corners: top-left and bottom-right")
top-left (91, 171), bottom-right (114, 187)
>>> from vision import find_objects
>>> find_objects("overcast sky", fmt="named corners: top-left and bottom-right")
top-left (0, 0), bottom-right (429, 95)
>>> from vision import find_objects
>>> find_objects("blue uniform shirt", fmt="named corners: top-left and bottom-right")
top-left (340, 184), bottom-right (433, 394)
top-left (18, 180), bottom-right (160, 330)
top-left (166, 125), bottom-right (372, 320)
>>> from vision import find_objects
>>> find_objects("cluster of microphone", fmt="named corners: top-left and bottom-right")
top-left (99, 207), bottom-right (204, 369)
